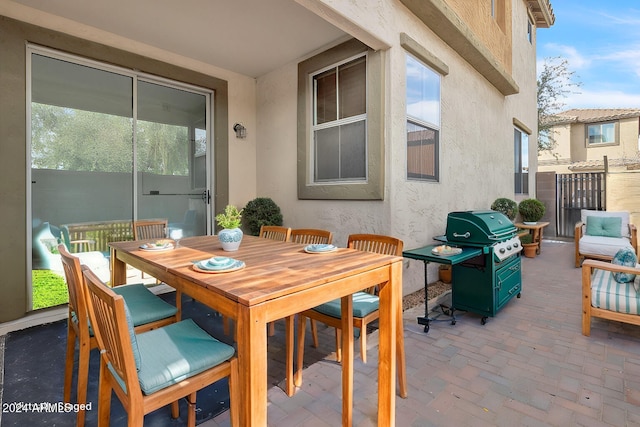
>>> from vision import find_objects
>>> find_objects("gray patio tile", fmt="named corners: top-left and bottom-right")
top-left (202, 241), bottom-right (640, 426)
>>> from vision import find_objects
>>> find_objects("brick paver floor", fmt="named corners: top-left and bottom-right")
top-left (204, 240), bottom-right (640, 426)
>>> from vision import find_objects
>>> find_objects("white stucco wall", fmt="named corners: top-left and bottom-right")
top-left (256, 1), bottom-right (540, 294)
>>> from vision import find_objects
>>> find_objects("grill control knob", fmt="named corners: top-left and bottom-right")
top-left (513, 242), bottom-right (519, 248)
top-left (506, 245), bottom-right (512, 250)
top-left (499, 248), bottom-right (506, 254)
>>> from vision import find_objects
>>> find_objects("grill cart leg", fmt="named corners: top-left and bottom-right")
top-left (416, 260), bottom-right (456, 333)
top-left (416, 261), bottom-right (431, 332)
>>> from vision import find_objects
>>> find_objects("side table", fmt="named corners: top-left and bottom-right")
top-left (514, 222), bottom-right (550, 255)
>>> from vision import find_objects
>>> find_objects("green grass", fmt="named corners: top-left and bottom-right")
top-left (32, 269), bottom-right (68, 309)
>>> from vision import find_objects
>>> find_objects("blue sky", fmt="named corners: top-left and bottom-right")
top-left (536, 0), bottom-right (640, 110)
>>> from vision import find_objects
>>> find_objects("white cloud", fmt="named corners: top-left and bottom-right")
top-left (541, 43), bottom-right (590, 70)
top-left (565, 89), bottom-right (640, 109)
top-left (596, 47), bottom-right (640, 78)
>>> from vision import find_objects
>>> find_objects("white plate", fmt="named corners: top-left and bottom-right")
top-left (193, 258), bottom-right (245, 273)
top-left (431, 245), bottom-right (462, 256)
top-left (139, 243), bottom-right (174, 251)
top-left (304, 244), bottom-right (337, 254)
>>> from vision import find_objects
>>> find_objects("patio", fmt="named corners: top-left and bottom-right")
top-left (208, 239), bottom-right (640, 426)
top-left (2, 239), bottom-right (640, 426)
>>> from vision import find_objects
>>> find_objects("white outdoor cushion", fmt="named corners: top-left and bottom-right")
top-left (581, 210), bottom-right (630, 238)
top-left (591, 267), bottom-right (640, 314)
top-left (579, 235), bottom-right (634, 258)
top-left (49, 251), bottom-right (111, 283)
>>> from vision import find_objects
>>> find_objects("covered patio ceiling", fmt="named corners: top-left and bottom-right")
top-left (7, 0), bottom-right (350, 78)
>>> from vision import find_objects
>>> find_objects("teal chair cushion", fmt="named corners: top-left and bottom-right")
top-left (123, 302), bottom-right (143, 370)
top-left (112, 284), bottom-right (177, 326)
top-left (134, 319), bottom-right (235, 395)
top-left (313, 291), bottom-right (379, 319)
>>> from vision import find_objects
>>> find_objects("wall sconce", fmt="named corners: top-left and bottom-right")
top-left (233, 123), bottom-right (247, 139)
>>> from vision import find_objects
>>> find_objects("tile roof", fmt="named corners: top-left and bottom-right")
top-left (568, 156), bottom-right (640, 171)
top-left (549, 108), bottom-right (640, 125)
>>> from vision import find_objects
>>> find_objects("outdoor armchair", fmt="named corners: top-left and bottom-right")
top-left (582, 258), bottom-right (640, 336)
top-left (575, 210), bottom-right (637, 267)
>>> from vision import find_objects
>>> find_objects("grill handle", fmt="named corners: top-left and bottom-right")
top-left (487, 228), bottom-right (517, 241)
top-left (452, 232), bottom-right (471, 239)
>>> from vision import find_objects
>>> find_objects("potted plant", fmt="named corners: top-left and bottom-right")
top-left (243, 197), bottom-right (284, 236)
top-left (438, 264), bottom-right (452, 284)
top-left (518, 198), bottom-right (545, 224)
top-left (519, 233), bottom-right (537, 258)
top-left (490, 198), bottom-right (518, 221)
top-left (215, 205), bottom-right (243, 251)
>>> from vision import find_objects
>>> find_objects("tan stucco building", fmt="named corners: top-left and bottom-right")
top-left (0, 0), bottom-right (554, 327)
top-left (539, 108), bottom-right (640, 173)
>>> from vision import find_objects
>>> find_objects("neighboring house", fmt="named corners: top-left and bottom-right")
top-left (539, 108), bottom-right (640, 173)
top-left (0, 0), bottom-right (554, 326)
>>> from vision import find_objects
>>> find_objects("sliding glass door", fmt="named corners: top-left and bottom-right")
top-left (28, 46), bottom-right (212, 310)
top-left (136, 81), bottom-right (209, 237)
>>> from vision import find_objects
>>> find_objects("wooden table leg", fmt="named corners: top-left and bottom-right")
top-left (396, 289), bottom-right (408, 398)
top-left (236, 304), bottom-right (268, 426)
top-left (377, 261), bottom-right (400, 426)
top-left (110, 247), bottom-right (127, 285)
top-left (341, 294), bottom-right (354, 427)
top-left (285, 315), bottom-right (295, 397)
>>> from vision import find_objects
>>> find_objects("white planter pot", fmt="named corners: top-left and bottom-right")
top-left (218, 228), bottom-right (243, 251)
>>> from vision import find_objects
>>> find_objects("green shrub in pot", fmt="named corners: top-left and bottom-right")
top-left (490, 198), bottom-right (518, 221)
top-left (243, 197), bottom-right (284, 236)
top-left (518, 198), bottom-right (545, 223)
top-left (519, 233), bottom-right (533, 244)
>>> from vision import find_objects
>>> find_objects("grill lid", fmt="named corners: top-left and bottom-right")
top-left (446, 210), bottom-right (517, 246)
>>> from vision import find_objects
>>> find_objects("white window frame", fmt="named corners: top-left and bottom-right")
top-left (514, 126), bottom-right (529, 194)
top-left (406, 54), bottom-right (441, 182)
top-left (586, 121), bottom-right (618, 146)
top-left (310, 54), bottom-right (368, 183)
top-left (297, 39), bottom-right (384, 200)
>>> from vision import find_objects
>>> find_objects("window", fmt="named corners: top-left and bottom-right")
top-left (297, 39), bottom-right (384, 200)
top-left (514, 127), bottom-right (529, 194)
top-left (312, 56), bottom-right (366, 182)
top-left (406, 54), bottom-right (440, 181)
top-left (587, 122), bottom-right (616, 145)
top-left (527, 18), bottom-right (533, 44)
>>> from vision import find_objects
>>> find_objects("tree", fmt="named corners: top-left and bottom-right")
top-left (537, 57), bottom-right (581, 152)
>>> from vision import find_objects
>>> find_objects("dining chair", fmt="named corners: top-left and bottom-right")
top-left (132, 219), bottom-right (168, 240)
top-left (290, 228), bottom-right (333, 245)
top-left (294, 234), bottom-right (408, 397)
top-left (82, 267), bottom-right (238, 427)
top-left (259, 225), bottom-right (291, 242)
top-left (220, 225), bottom-right (292, 336)
top-left (279, 228), bottom-right (335, 396)
top-left (289, 228), bottom-right (334, 351)
top-left (59, 245), bottom-right (179, 427)
top-left (132, 219), bottom-right (176, 287)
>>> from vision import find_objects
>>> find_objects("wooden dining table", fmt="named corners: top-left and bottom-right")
top-left (110, 235), bottom-right (403, 426)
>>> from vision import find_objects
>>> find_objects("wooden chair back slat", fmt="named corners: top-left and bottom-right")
top-left (259, 225), bottom-right (291, 242)
top-left (82, 267), bottom-right (141, 397)
top-left (290, 229), bottom-right (333, 245)
top-left (347, 233), bottom-right (403, 256)
top-left (59, 244), bottom-right (86, 322)
top-left (133, 219), bottom-right (168, 240)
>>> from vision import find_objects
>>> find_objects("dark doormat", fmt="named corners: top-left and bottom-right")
top-left (1, 292), bottom-right (231, 426)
